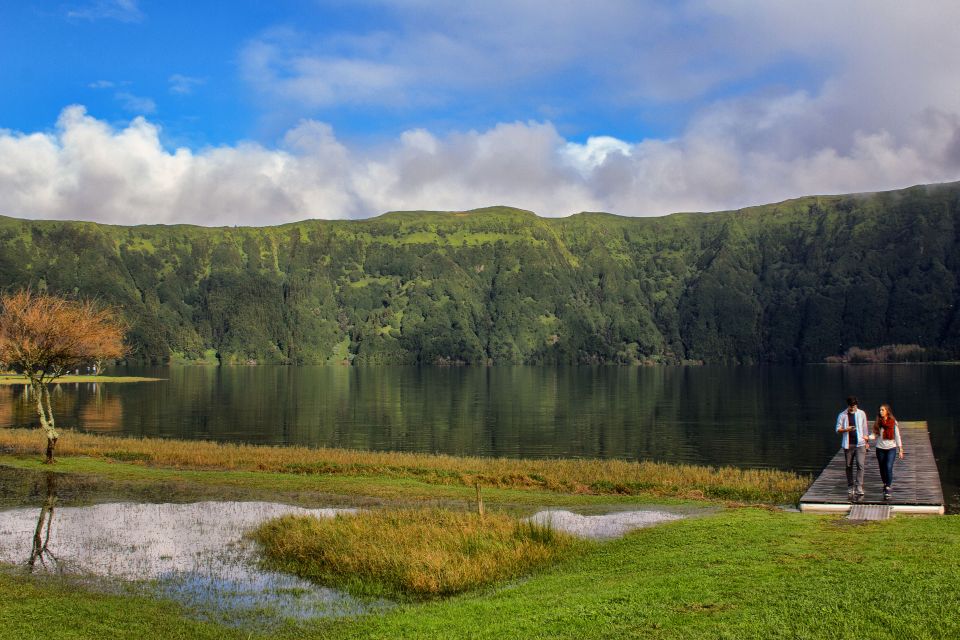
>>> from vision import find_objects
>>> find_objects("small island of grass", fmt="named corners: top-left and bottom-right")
top-left (254, 509), bottom-right (581, 599)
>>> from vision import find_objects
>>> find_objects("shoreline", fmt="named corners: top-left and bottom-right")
top-left (0, 375), bottom-right (163, 385)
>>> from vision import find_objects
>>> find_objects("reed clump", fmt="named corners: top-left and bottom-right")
top-left (252, 508), bottom-right (577, 598)
top-left (0, 428), bottom-right (809, 503)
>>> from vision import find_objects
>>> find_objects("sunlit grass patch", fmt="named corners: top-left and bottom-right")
top-left (252, 508), bottom-right (582, 599)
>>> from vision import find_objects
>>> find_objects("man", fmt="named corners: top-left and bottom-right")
top-left (836, 396), bottom-right (869, 499)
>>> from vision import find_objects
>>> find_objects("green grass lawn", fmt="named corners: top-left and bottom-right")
top-left (322, 509), bottom-right (960, 640)
top-left (0, 438), bottom-right (956, 640)
top-left (0, 574), bottom-right (242, 640)
top-left (2, 508), bottom-right (957, 640)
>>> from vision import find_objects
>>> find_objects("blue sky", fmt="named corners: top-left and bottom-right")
top-left (1, 1), bottom-right (958, 225)
top-left (3, 0), bottom-right (810, 145)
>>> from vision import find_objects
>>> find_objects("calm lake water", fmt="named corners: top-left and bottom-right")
top-left (2, 365), bottom-right (958, 510)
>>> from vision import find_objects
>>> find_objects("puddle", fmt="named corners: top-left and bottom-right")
top-left (0, 493), bottom-right (387, 626)
top-left (527, 509), bottom-right (684, 539)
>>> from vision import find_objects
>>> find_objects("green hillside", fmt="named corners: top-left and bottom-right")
top-left (1, 182), bottom-right (958, 365)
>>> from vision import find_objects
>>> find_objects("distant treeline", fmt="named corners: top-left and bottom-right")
top-left (1, 181), bottom-right (959, 365)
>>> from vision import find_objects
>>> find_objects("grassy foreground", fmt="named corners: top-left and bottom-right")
top-left (2, 509), bottom-right (958, 639)
top-left (254, 509), bottom-right (580, 599)
top-left (0, 428), bottom-right (808, 503)
top-left (2, 430), bottom-right (956, 639)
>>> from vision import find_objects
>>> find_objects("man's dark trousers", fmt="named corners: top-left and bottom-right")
top-left (844, 446), bottom-right (865, 492)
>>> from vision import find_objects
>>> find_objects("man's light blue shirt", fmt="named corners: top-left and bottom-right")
top-left (836, 408), bottom-right (868, 449)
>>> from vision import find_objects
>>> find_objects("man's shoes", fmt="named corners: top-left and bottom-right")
top-left (855, 489), bottom-right (865, 499)
top-left (883, 487), bottom-right (892, 499)
top-left (847, 488), bottom-right (855, 499)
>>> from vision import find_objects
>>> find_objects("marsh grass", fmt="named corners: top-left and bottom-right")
top-left (252, 508), bottom-right (580, 598)
top-left (0, 428), bottom-right (809, 503)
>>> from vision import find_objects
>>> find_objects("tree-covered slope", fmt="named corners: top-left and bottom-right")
top-left (1, 182), bottom-right (958, 364)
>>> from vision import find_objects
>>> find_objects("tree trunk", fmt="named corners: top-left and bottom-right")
top-left (32, 381), bottom-right (49, 430)
top-left (42, 384), bottom-right (56, 432)
top-left (31, 379), bottom-right (59, 463)
top-left (45, 436), bottom-right (58, 464)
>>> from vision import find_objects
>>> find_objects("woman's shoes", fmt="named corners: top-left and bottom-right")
top-left (883, 486), bottom-right (892, 499)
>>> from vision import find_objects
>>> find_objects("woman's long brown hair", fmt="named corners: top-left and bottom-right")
top-left (873, 403), bottom-right (897, 435)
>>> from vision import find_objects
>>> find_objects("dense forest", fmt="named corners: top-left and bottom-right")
top-left (0, 181), bottom-right (958, 365)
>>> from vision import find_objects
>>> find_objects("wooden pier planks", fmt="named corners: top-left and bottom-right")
top-left (800, 421), bottom-right (944, 515)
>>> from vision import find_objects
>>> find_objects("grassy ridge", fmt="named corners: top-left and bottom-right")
top-left (253, 509), bottom-right (580, 598)
top-left (0, 428), bottom-right (809, 503)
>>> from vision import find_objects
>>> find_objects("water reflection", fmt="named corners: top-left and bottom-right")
top-left (28, 472), bottom-right (58, 572)
top-left (2, 365), bottom-right (958, 509)
top-left (527, 509), bottom-right (684, 540)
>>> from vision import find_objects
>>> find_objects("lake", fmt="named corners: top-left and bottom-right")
top-left (2, 365), bottom-right (957, 510)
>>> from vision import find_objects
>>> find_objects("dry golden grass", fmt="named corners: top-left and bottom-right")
top-left (252, 508), bottom-right (578, 598)
top-left (0, 427), bottom-right (809, 503)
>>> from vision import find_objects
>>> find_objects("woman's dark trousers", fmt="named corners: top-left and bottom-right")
top-left (876, 447), bottom-right (897, 487)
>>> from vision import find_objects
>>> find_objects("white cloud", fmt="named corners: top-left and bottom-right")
top-left (88, 80), bottom-right (116, 89)
top-left (0, 107), bottom-right (354, 226)
top-left (241, 31), bottom-right (412, 108)
top-left (240, 2), bottom-right (674, 110)
top-left (168, 74), bottom-right (205, 95)
top-left (115, 92), bottom-right (156, 114)
top-left (66, 0), bottom-right (143, 23)
top-left (564, 137), bottom-right (633, 174)
top-left (0, 105), bottom-right (958, 227)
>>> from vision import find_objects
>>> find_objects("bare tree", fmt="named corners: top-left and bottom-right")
top-left (0, 290), bottom-right (127, 462)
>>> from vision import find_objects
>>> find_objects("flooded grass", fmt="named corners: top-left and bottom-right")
top-left (526, 509), bottom-right (685, 539)
top-left (0, 428), bottom-right (809, 504)
top-left (253, 508), bottom-right (583, 599)
top-left (0, 481), bottom-right (386, 628)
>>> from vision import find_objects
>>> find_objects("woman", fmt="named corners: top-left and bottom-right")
top-left (872, 404), bottom-right (904, 499)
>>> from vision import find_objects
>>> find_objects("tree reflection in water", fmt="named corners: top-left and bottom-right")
top-left (28, 472), bottom-right (59, 572)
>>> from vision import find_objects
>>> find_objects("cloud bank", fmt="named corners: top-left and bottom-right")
top-left (1, 103), bottom-right (957, 226)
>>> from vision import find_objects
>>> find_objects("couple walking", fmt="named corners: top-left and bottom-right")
top-left (836, 396), bottom-right (904, 501)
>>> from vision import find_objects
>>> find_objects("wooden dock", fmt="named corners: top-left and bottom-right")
top-left (799, 421), bottom-right (944, 515)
